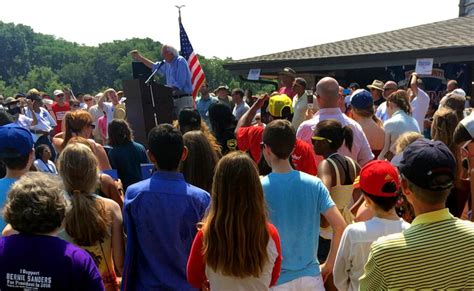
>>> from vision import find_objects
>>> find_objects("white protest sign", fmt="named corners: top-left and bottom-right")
top-left (247, 69), bottom-right (261, 80)
top-left (415, 58), bottom-right (434, 75)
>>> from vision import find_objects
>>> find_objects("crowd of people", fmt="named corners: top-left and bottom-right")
top-left (1, 58), bottom-right (474, 291)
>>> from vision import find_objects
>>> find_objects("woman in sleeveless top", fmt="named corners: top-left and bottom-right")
top-left (312, 119), bottom-right (360, 263)
top-left (58, 143), bottom-right (124, 291)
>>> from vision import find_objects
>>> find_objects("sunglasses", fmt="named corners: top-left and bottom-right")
top-left (311, 136), bottom-right (332, 144)
top-left (56, 94), bottom-right (65, 97)
top-left (88, 123), bottom-right (96, 129)
top-left (260, 142), bottom-right (266, 149)
top-left (84, 98), bottom-right (93, 102)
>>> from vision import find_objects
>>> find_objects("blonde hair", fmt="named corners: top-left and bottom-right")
top-left (58, 143), bottom-right (110, 246)
top-left (201, 152), bottom-right (269, 278)
top-left (395, 132), bottom-right (423, 154)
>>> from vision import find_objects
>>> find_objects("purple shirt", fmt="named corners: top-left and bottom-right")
top-left (0, 234), bottom-right (104, 290)
top-left (296, 108), bottom-right (374, 166)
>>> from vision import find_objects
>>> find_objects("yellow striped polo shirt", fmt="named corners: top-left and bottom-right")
top-left (359, 208), bottom-right (474, 290)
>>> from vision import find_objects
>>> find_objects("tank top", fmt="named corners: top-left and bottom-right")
top-left (62, 194), bottom-right (118, 291)
top-left (320, 154), bottom-right (357, 240)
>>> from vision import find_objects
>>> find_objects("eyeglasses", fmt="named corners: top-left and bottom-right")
top-left (311, 136), bottom-right (332, 144)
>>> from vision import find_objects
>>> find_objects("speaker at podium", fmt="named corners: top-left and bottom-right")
top-left (123, 63), bottom-right (174, 146)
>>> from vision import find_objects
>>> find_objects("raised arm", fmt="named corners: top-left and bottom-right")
top-left (130, 50), bottom-right (155, 69)
top-left (409, 73), bottom-right (418, 101)
top-left (235, 94), bottom-right (269, 134)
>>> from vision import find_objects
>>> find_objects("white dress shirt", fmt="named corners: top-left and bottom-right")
top-left (333, 217), bottom-right (410, 291)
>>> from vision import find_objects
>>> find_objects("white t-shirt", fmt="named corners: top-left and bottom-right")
top-left (205, 235), bottom-right (279, 290)
top-left (375, 101), bottom-right (389, 123)
top-left (33, 159), bottom-right (58, 175)
top-left (103, 102), bottom-right (115, 125)
top-left (25, 107), bottom-right (57, 141)
top-left (333, 217), bottom-right (410, 291)
top-left (410, 88), bottom-right (430, 131)
top-left (14, 114), bottom-right (33, 130)
top-left (385, 110), bottom-right (420, 146)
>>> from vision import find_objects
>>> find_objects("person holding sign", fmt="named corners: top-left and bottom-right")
top-left (407, 72), bottom-right (430, 132)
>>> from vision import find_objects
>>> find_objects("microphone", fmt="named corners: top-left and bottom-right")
top-left (145, 61), bottom-right (164, 85)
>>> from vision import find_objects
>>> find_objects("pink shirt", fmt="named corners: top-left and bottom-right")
top-left (296, 108), bottom-right (374, 166)
top-left (278, 87), bottom-right (296, 98)
top-left (98, 116), bottom-right (107, 141)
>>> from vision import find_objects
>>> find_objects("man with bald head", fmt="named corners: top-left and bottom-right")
top-left (376, 81), bottom-right (398, 122)
top-left (297, 77), bottom-right (374, 166)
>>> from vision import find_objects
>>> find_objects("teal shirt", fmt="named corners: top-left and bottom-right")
top-left (0, 177), bottom-right (17, 232)
top-left (261, 170), bottom-right (334, 285)
top-left (107, 141), bottom-right (149, 190)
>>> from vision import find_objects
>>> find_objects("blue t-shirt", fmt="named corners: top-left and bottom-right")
top-left (261, 170), bottom-right (334, 285)
top-left (0, 177), bottom-right (17, 232)
top-left (122, 171), bottom-right (210, 290)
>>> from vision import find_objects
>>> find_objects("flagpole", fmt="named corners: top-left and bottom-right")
top-left (175, 5), bottom-right (185, 23)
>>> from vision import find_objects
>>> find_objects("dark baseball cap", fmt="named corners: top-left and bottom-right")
top-left (349, 82), bottom-right (360, 89)
top-left (350, 89), bottom-right (374, 109)
top-left (27, 94), bottom-right (42, 102)
top-left (399, 139), bottom-right (455, 190)
top-left (0, 126), bottom-right (34, 158)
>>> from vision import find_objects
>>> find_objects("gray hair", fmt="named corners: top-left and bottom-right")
top-left (162, 45), bottom-right (179, 57)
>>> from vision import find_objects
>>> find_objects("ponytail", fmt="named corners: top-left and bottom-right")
top-left (58, 143), bottom-right (110, 246)
top-left (65, 190), bottom-right (110, 246)
top-left (342, 126), bottom-right (354, 151)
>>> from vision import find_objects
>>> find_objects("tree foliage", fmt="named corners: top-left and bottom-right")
top-left (0, 21), bottom-right (273, 97)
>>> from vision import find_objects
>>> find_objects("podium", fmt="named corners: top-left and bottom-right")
top-left (123, 79), bottom-right (174, 146)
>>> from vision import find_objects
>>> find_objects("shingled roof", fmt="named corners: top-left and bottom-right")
top-left (225, 16), bottom-right (474, 74)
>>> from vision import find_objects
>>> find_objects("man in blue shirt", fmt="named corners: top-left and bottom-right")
top-left (0, 126), bottom-right (35, 232)
top-left (131, 45), bottom-right (194, 117)
top-left (260, 120), bottom-right (346, 290)
top-left (122, 124), bottom-right (210, 290)
top-left (196, 82), bottom-right (217, 127)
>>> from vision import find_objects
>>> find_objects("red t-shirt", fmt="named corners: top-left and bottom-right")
top-left (236, 126), bottom-right (318, 175)
top-left (52, 102), bottom-right (70, 134)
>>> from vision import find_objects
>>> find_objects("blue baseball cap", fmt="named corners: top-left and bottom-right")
top-left (399, 139), bottom-right (455, 190)
top-left (350, 89), bottom-right (374, 109)
top-left (0, 126), bottom-right (34, 158)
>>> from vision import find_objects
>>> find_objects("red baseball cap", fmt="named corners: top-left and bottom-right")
top-left (356, 160), bottom-right (400, 197)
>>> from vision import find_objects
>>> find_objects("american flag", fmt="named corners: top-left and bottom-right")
top-left (179, 20), bottom-right (205, 99)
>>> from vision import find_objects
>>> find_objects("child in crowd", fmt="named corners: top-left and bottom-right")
top-left (187, 152), bottom-right (281, 290)
top-left (33, 144), bottom-right (58, 174)
top-left (333, 160), bottom-right (410, 291)
top-left (261, 119), bottom-right (346, 290)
